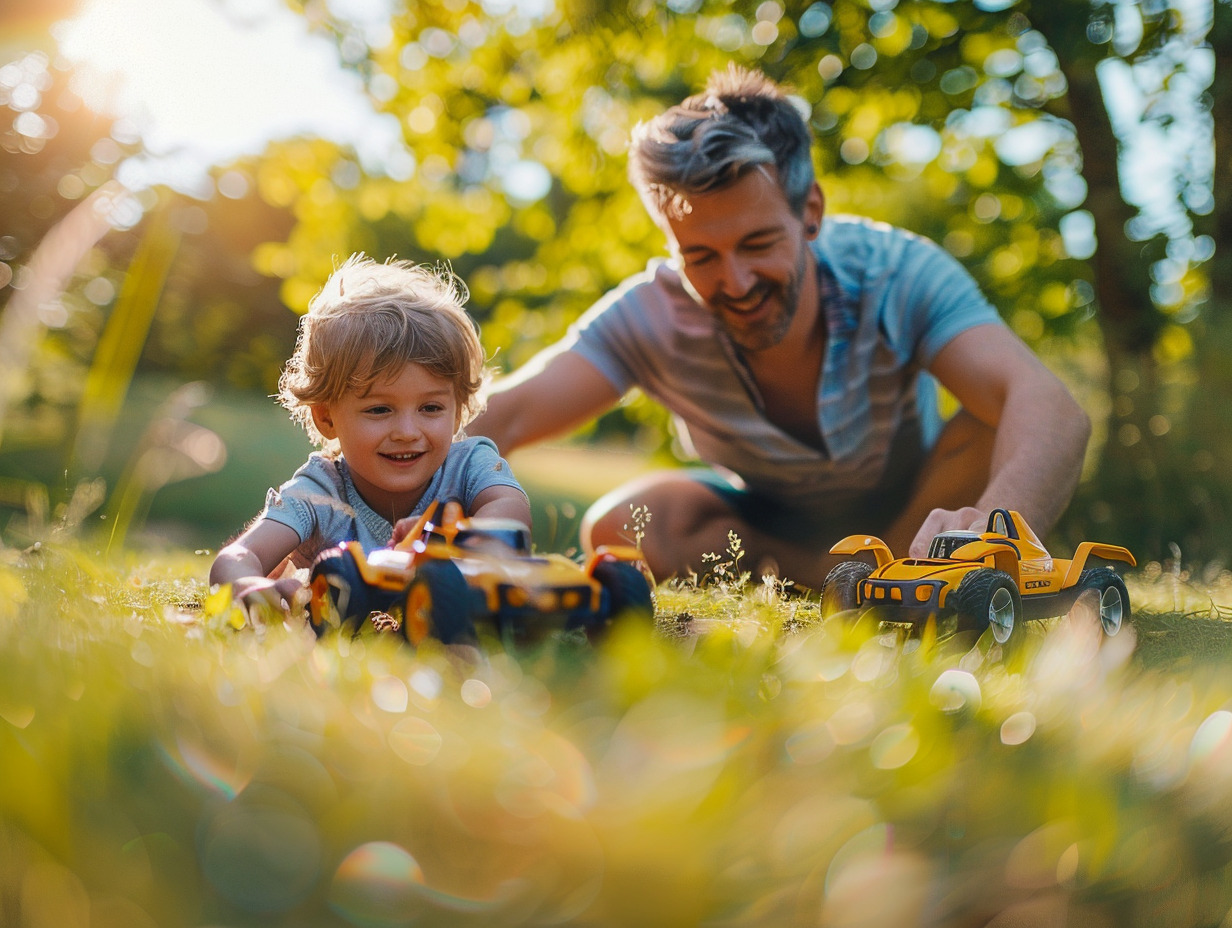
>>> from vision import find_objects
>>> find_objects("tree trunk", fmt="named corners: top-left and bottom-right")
top-left (1033, 1), bottom-right (1229, 563)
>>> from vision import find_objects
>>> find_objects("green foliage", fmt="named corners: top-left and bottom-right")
top-left (1, 0), bottom-right (1227, 559)
top-left (4, 540), bottom-right (1232, 925)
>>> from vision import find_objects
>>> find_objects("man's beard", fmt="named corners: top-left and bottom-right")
top-left (713, 245), bottom-right (807, 353)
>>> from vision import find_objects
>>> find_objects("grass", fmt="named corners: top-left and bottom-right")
top-left (6, 535), bottom-right (1232, 927)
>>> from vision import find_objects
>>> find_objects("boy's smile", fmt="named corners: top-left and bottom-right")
top-left (310, 362), bottom-right (459, 523)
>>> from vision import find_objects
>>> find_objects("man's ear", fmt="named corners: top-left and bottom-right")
top-left (310, 404), bottom-right (338, 440)
top-left (803, 182), bottom-right (825, 240)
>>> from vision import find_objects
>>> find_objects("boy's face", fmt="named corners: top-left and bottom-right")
top-left (310, 362), bottom-right (459, 522)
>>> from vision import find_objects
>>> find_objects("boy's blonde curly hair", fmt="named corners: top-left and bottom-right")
top-left (278, 254), bottom-right (487, 450)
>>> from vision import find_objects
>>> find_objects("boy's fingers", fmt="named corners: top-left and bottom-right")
top-left (240, 585), bottom-right (287, 617)
top-left (273, 578), bottom-right (307, 612)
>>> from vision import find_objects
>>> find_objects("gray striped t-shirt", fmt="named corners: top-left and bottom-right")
top-left (562, 216), bottom-right (1003, 524)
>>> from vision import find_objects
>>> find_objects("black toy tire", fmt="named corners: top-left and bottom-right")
top-left (953, 568), bottom-right (1021, 644)
top-left (1076, 567), bottom-right (1130, 636)
top-left (402, 560), bottom-right (478, 647)
top-left (821, 561), bottom-right (873, 619)
top-left (308, 547), bottom-right (369, 637)
top-left (594, 560), bottom-right (654, 625)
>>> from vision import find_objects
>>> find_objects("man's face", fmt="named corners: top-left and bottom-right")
top-left (665, 169), bottom-right (822, 353)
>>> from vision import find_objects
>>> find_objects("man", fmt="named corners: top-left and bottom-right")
top-left (469, 65), bottom-right (1090, 590)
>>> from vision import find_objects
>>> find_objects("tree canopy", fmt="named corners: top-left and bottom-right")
top-left (0, 0), bottom-right (1226, 559)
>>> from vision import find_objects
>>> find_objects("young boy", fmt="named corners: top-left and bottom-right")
top-left (210, 254), bottom-right (530, 615)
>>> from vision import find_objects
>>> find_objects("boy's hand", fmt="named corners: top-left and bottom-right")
top-left (391, 516), bottom-right (422, 546)
top-left (229, 575), bottom-right (306, 618)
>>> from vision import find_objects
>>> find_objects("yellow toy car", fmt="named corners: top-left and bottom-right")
top-left (822, 508), bottom-right (1135, 643)
top-left (307, 501), bottom-right (653, 646)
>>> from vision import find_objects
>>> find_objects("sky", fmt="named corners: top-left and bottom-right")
top-left (52, 0), bottom-right (406, 194)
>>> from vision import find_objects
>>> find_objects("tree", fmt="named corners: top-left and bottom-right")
top-left (262, 0), bottom-right (1221, 559)
top-left (1030, 0), bottom-right (1225, 561)
top-left (5, 0), bottom-right (1222, 558)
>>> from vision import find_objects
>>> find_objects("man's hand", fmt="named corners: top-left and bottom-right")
top-left (909, 507), bottom-right (987, 559)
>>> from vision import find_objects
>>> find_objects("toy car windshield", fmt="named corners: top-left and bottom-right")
top-left (927, 531), bottom-right (981, 560)
top-left (454, 524), bottom-right (532, 555)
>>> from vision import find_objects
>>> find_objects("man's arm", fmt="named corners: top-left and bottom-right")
top-left (469, 348), bottom-right (623, 455)
top-left (908, 323), bottom-right (1091, 556)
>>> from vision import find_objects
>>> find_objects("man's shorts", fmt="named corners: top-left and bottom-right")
top-left (687, 468), bottom-right (911, 548)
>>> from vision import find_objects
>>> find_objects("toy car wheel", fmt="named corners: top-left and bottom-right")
top-left (953, 568), bottom-right (1021, 644)
top-left (821, 561), bottom-right (873, 618)
top-left (1077, 568), bottom-right (1130, 636)
top-left (594, 559), bottom-right (654, 624)
top-left (402, 560), bottom-right (477, 647)
top-left (308, 547), bottom-right (369, 637)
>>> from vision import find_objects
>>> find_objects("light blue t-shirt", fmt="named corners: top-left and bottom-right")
top-left (261, 436), bottom-right (526, 568)
top-left (562, 216), bottom-right (1004, 520)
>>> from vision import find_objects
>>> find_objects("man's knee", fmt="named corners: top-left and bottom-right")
top-left (581, 472), bottom-right (734, 551)
top-left (887, 410), bottom-right (995, 550)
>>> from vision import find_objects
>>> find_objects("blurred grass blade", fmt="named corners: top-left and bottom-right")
top-left (106, 382), bottom-right (226, 550)
top-left (0, 183), bottom-right (122, 449)
top-left (70, 206), bottom-right (181, 480)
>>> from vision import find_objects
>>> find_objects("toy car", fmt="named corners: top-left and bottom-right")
top-left (306, 500), bottom-right (653, 646)
top-left (821, 508), bottom-right (1135, 643)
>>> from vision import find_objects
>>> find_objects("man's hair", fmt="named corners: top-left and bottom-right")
top-left (278, 254), bottom-right (487, 448)
top-left (628, 65), bottom-right (816, 223)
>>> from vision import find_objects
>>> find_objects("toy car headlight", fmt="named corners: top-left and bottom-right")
top-left (369, 550), bottom-right (413, 569)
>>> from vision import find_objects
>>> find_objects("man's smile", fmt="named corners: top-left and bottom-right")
top-left (716, 283), bottom-right (777, 318)
top-left (723, 293), bottom-right (766, 313)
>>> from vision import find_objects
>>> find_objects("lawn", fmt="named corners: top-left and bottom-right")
top-left (4, 536), bottom-right (1232, 927)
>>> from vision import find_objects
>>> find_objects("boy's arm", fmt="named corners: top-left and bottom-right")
top-left (210, 519), bottom-right (306, 611)
top-left (468, 484), bottom-right (532, 527)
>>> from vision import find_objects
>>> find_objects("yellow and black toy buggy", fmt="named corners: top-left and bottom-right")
top-left (308, 501), bottom-right (652, 647)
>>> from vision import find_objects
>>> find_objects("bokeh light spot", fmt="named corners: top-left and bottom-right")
top-left (930, 669), bottom-right (982, 714)
top-left (869, 723), bottom-right (919, 769)
top-left (461, 678), bottom-right (492, 708)
top-left (1001, 711), bottom-right (1037, 745)
top-left (825, 822), bottom-right (892, 894)
top-left (799, 2), bottom-right (832, 37)
top-left (389, 716), bottom-right (442, 766)
top-left (372, 675), bottom-right (409, 713)
top-left (501, 159), bottom-right (552, 204)
top-left (1190, 710), bottom-right (1232, 764)
top-left (785, 719), bottom-right (836, 764)
top-left (162, 732), bottom-right (252, 798)
top-left (330, 841), bottom-right (426, 928)
top-left (827, 700), bottom-right (876, 745)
